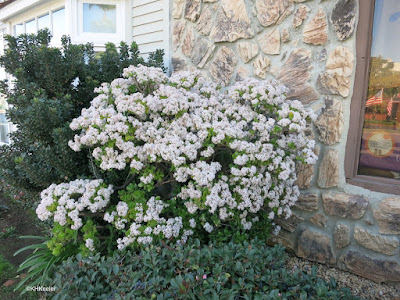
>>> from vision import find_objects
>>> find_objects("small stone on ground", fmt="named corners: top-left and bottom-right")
top-left (2, 279), bottom-right (16, 287)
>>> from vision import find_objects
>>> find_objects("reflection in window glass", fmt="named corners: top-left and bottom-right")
top-left (52, 8), bottom-right (66, 39)
top-left (38, 14), bottom-right (50, 31)
top-left (358, 0), bottom-right (400, 179)
top-left (0, 99), bottom-right (9, 144)
top-left (25, 19), bottom-right (36, 34)
top-left (0, 123), bottom-right (9, 144)
top-left (83, 4), bottom-right (116, 33)
top-left (14, 24), bottom-right (24, 36)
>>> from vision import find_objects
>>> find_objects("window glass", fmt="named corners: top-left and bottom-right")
top-left (25, 19), bottom-right (36, 34)
top-left (52, 8), bottom-right (66, 40)
top-left (38, 14), bottom-right (50, 31)
top-left (14, 24), bottom-right (24, 36)
top-left (358, 0), bottom-right (400, 179)
top-left (83, 3), bottom-right (116, 33)
top-left (0, 98), bottom-right (9, 144)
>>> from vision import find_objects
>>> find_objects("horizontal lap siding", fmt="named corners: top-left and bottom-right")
top-left (133, 30), bottom-right (164, 45)
top-left (132, 0), bottom-right (169, 65)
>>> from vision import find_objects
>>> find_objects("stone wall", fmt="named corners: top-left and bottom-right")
top-left (170, 0), bottom-right (400, 285)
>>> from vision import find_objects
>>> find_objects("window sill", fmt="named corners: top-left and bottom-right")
top-left (346, 175), bottom-right (400, 196)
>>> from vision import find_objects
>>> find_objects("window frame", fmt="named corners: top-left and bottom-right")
top-left (9, 3), bottom-right (66, 46)
top-left (345, 0), bottom-right (400, 195)
top-left (37, 12), bottom-right (50, 31)
top-left (72, 0), bottom-right (128, 47)
top-left (0, 95), bottom-right (10, 145)
top-left (82, 2), bottom-right (117, 34)
top-left (25, 18), bottom-right (36, 34)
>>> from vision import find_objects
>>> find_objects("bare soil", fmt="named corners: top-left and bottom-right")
top-left (0, 193), bottom-right (44, 271)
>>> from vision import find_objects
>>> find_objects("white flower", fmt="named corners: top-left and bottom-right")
top-left (85, 238), bottom-right (95, 251)
top-left (268, 211), bottom-right (275, 220)
top-left (63, 66), bottom-right (317, 245)
top-left (189, 218), bottom-right (196, 228)
top-left (116, 202), bottom-right (129, 217)
top-left (203, 222), bottom-right (214, 233)
top-left (37, 179), bottom-right (113, 230)
top-left (140, 173), bottom-right (154, 184)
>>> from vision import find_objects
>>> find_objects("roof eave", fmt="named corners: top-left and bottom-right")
top-left (0, 0), bottom-right (46, 22)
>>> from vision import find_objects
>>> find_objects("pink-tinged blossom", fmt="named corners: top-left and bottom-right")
top-left (61, 66), bottom-right (318, 249)
top-left (36, 179), bottom-right (113, 230)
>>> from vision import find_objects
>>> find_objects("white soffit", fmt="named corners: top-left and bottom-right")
top-left (0, 0), bottom-right (48, 21)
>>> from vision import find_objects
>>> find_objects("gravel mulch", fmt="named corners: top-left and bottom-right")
top-left (285, 253), bottom-right (400, 300)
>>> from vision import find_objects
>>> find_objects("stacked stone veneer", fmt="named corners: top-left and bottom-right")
top-left (171, 0), bottom-right (400, 285)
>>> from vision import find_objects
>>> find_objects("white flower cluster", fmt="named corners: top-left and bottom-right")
top-left (36, 179), bottom-right (113, 230)
top-left (104, 197), bottom-right (191, 249)
top-left (85, 238), bottom-right (95, 252)
top-left (64, 66), bottom-right (317, 247)
top-left (122, 64), bottom-right (167, 86)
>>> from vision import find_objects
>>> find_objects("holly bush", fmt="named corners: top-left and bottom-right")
top-left (0, 29), bottom-right (164, 194)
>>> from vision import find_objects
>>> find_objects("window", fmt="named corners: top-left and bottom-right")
top-left (83, 4), bottom-right (116, 33)
top-left (25, 19), bottom-right (36, 34)
top-left (8, 0), bottom-right (130, 49)
top-left (0, 97), bottom-right (9, 144)
top-left (14, 23), bottom-right (23, 35)
top-left (345, 0), bottom-right (400, 195)
top-left (52, 8), bottom-right (66, 40)
top-left (73, 0), bottom-right (128, 47)
top-left (12, 7), bottom-right (65, 44)
top-left (38, 14), bottom-right (50, 31)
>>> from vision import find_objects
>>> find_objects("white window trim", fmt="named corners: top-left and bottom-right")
top-left (162, 0), bottom-right (171, 74)
top-left (6, 0), bottom-right (66, 46)
top-left (69, 0), bottom-right (131, 49)
top-left (0, 98), bottom-right (10, 145)
top-left (2, 0), bottom-right (132, 50)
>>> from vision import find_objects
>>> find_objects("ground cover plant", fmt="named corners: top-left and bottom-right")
top-left (52, 239), bottom-right (359, 300)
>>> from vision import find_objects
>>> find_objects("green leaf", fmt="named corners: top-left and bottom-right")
top-left (113, 264), bottom-right (119, 275)
top-left (17, 255), bottom-right (48, 272)
top-left (14, 263), bottom-right (48, 292)
top-left (17, 251), bottom-right (47, 268)
top-left (19, 235), bottom-right (49, 240)
top-left (235, 261), bottom-right (243, 272)
top-left (14, 242), bottom-right (48, 256)
top-left (300, 291), bottom-right (307, 300)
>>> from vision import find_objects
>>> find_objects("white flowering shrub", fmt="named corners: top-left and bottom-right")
top-left (37, 65), bottom-right (317, 255)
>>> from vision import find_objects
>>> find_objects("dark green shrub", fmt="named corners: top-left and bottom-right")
top-left (0, 29), bottom-right (164, 194)
top-left (52, 239), bottom-right (359, 300)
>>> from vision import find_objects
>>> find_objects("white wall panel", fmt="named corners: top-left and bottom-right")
top-left (132, 0), bottom-right (170, 72)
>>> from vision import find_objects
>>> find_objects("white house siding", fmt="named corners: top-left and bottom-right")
top-left (0, 22), bottom-right (6, 79)
top-left (0, 21), bottom-right (10, 145)
top-left (132, 0), bottom-right (170, 72)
